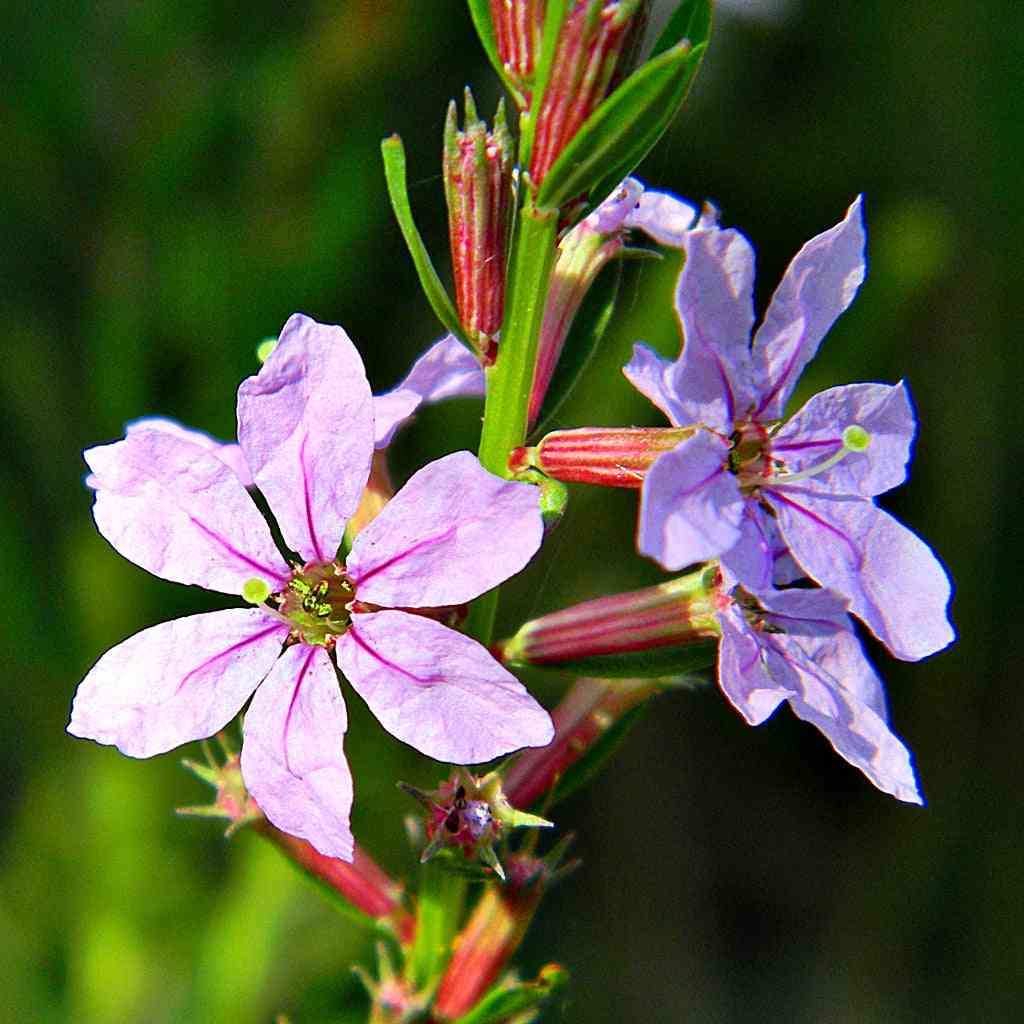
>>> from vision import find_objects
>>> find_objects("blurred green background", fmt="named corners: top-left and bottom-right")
top-left (3, 1), bottom-right (1020, 1021)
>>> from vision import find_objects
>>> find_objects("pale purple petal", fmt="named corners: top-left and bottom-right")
top-left (716, 603), bottom-right (790, 725)
top-left (123, 418), bottom-right (253, 487)
top-left (347, 451), bottom-right (543, 608)
top-left (767, 488), bottom-right (955, 660)
top-left (237, 314), bottom-right (374, 562)
top-left (584, 177), bottom-right (645, 235)
top-left (751, 196), bottom-right (867, 420)
top-left (669, 223), bottom-right (759, 432)
top-left (625, 189), bottom-right (698, 248)
top-left (638, 431), bottom-right (744, 571)
top-left (85, 431), bottom-right (290, 594)
top-left (779, 639), bottom-right (922, 803)
top-left (68, 609), bottom-right (287, 758)
top-left (772, 382), bottom-right (915, 497)
top-left (623, 343), bottom-right (689, 425)
top-left (720, 503), bottom-right (777, 593)
top-left (374, 334), bottom-right (485, 448)
top-left (241, 643), bottom-right (354, 861)
top-left (337, 611), bottom-right (553, 764)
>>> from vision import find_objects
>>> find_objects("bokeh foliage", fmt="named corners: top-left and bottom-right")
top-left (1, 1), bottom-right (1020, 1021)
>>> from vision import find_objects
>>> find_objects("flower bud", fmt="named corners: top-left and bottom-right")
top-left (514, 424), bottom-right (695, 487)
top-left (490, 0), bottom-right (546, 108)
top-left (529, 0), bottom-right (650, 186)
top-left (498, 566), bottom-right (721, 669)
top-left (443, 90), bottom-right (514, 363)
top-left (432, 842), bottom-right (575, 1020)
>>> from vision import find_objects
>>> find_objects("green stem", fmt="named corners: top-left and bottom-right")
top-left (407, 858), bottom-right (468, 992)
top-left (469, 192), bottom-right (558, 647)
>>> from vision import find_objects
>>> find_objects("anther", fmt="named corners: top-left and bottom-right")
top-left (242, 578), bottom-right (271, 605)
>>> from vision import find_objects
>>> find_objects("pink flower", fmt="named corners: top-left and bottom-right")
top-left (69, 314), bottom-right (550, 860)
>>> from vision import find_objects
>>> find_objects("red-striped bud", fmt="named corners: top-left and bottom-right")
top-left (513, 424), bottom-right (694, 487)
top-left (498, 567), bottom-right (721, 669)
top-left (444, 90), bottom-right (514, 363)
top-left (529, 0), bottom-right (650, 186)
top-left (490, 0), bottom-right (546, 108)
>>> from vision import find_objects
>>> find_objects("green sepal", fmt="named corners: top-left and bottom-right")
top-left (537, 35), bottom-right (709, 212)
top-left (530, 259), bottom-right (621, 440)
top-left (650, 0), bottom-right (713, 60)
top-left (451, 964), bottom-right (570, 1024)
top-left (466, 0), bottom-right (526, 107)
top-left (380, 134), bottom-right (474, 351)
top-left (548, 701), bottom-right (650, 806)
top-left (509, 639), bottom-right (717, 680)
top-left (519, 0), bottom-right (571, 169)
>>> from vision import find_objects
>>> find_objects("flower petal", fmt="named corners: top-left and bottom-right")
top-left (622, 343), bottom-right (689, 426)
top-left (752, 196), bottom-right (867, 420)
top-left (241, 644), bottom-right (354, 861)
top-left (670, 222), bottom-right (758, 432)
top-left (373, 334), bottom-right (485, 448)
top-left (347, 451), bottom-right (543, 607)
top-left (85, 430), bottom-right (289, 593)
top-left (716, 603), bottom-right (791, 725)
top-left (68, 609), bottom-right (287, 758)
top-left (237, 314), bottom-right (374, 562)
top-left (767, 488), bottom-right (955, 660)
top-left (125, 417), bottom-right (253, 487)
top-left (638, 431), bottom-right (744, 571)
top-left (337, 611), bottom-right (553, 764)
top-left (771, 381), bottom-right (915, 497)
top-left (625, 188), bottom-right (697, 248)
top-left (720, 503), bottom-right (777, 593)
top-left (777, 636), bottom-right (922, 804)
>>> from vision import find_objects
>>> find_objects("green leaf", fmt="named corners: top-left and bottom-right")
top-left (519, 0), bottom-right (571, 168)
top-left (537, 37), bottom-right (708, 212)
top-left (514, 640), bottom-right (717, 680)
top-left (650, 0), bottom-right (713, 60)
top-left (452, 965), bottom-right (570, 1024)
top-left (380, 134), bottom-right (473, 350)
top-left (530, 259), bottom-right (621, 440)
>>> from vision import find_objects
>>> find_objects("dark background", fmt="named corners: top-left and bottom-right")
top-left (2, 1), bottom-right (1020, 1020)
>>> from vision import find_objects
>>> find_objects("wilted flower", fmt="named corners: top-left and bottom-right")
top-left (69, 314), bottom-right (551, 860)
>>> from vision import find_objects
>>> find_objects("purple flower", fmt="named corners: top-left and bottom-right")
top-left (715, 583), bottom-right (921, 803)
top-left (624, 196), bottom-right (954, 661)
top-left (69, 314), bottom-right (550, 860)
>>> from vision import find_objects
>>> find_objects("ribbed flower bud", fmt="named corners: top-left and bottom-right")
top-left (432, 844), bottom-right (574, 1020)
top-left (511, 424), bottom-right (694, 486)
top-left (498, 566), bottom-right (721, 669)
top-left (443, 90), bottom-right (514, 363)
top-left (490, 0), bottom-right (546, 108)
top-left (529, 0), bottom-right (650, 186)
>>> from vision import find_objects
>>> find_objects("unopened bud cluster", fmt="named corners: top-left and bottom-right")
top-left (443, 91), bottom-right (514, 362)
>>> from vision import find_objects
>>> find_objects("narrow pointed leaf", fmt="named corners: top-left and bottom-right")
top-left (530, 260), bottom-right (621, 439)
top-left (650, 0), bottom-right (713, 60)
top-left (538, 38), bottom-right (708, 212)
top-left (381, 134), bottom-right (473, 349)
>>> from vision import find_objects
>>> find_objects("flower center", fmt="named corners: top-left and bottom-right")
top-left (728, 420), bottom-right (872, 492)
top-left (246, 560), bottom-right (355, 647)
